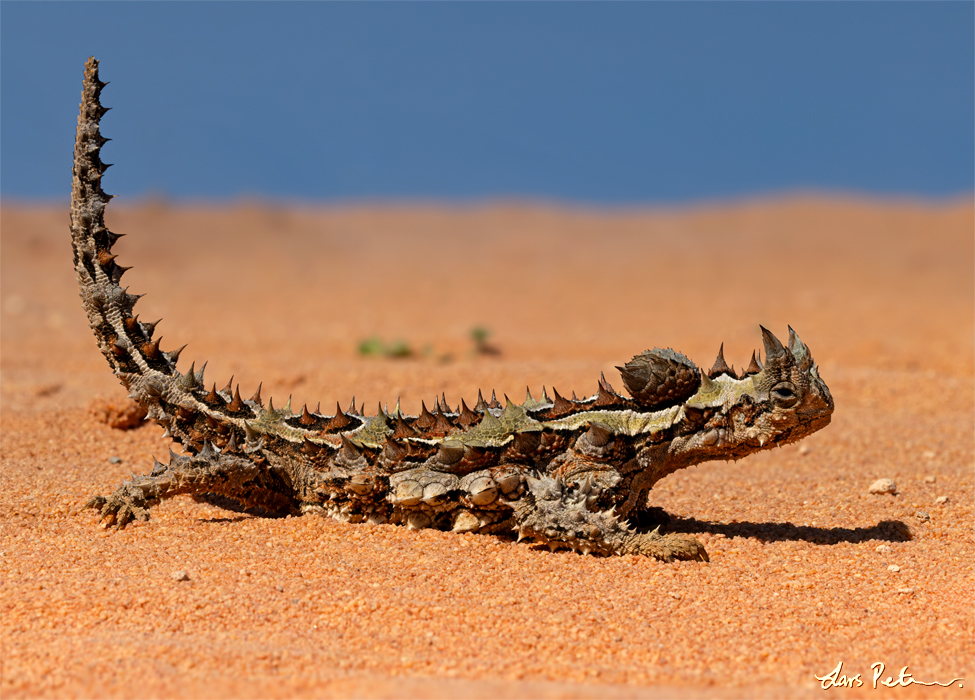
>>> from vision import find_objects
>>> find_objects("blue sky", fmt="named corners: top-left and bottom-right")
top-left (1, 2), bottom-right (972, 204)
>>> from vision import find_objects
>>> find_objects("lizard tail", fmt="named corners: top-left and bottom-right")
top-left (71, 57), bottom-right (186, 393)
top-left (71, 57), bottom-right (253, 448)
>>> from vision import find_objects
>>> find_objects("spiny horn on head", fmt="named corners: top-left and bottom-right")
top-left (744, 350), bottom-right (762, 376)
top-left (759, 326), bottom-right (791, 368)
top-left (787, 325), bottom-right (813, 371)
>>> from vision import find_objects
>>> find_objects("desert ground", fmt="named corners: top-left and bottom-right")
top-left (1, 197), bottom-right (972, 699)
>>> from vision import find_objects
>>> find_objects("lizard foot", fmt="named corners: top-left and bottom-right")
top-left (618, 528), bottom-right (709, 562)
top-left (84, 484), bottom-right (152, 529)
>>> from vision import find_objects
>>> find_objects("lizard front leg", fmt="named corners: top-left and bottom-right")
top-left (513, 473), bottom-right (708, 562)
top-left (85, 444), bottom-right (295, 528)
top-left (612, 527), bottom-right (710, 561)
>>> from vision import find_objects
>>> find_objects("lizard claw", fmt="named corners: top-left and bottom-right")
top-left (85, 489), bottom-right (151, 530)
top-left (83, 494), bottom-right (107, 511)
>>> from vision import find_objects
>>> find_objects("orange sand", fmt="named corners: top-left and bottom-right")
top-left (1, 197), bottom-right (972, 698)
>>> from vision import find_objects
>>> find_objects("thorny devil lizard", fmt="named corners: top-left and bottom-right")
top-left (75, 58), bottom-right (834, 562)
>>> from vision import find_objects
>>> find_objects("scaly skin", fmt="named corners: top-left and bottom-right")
top-left (75, 58), bottom-right (834, 561)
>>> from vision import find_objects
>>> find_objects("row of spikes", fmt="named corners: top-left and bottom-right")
top-left (543, 372), bottom-right (630, 417)
top-left (295, 390), bottom-right (498, 437)
top-left (173, 358), bottom-right (499, 421)
top-left (374, 372), bottom-right (629, 428)
top-left (111, 315), bottom-right (186, 370)
top-left (379, 373), bottom-right (630, 432)
top-left (169, 356), bottom-right (632, 438)
top-left (169, 361), bottom-right (480, 435)
top-left (707, 325), bottom-right (816, 380)
top-left (196, 412), bottom-right (562, 462)
top-left (297, 415), bottom-right (601, 463)
top-left (308, 380), bottom-right (626, 438)
top-left (707, 344), bottom-right (764, 380)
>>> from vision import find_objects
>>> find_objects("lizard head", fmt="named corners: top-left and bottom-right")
top-left (748, 325), bottom-right (834, 443)
top-left (678, 326), bottom-right (833, 458)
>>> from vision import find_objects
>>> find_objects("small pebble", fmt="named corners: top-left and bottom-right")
top-left (875, 544), bottom-right (892, 554)
top-left (896, 587), bottom-right (914, 594)
top-left (915, 510), bottom-right (930, 522)
top-left (798, 445), bottom-right (811, 456)
top-left (924, 475), bottom-right (936, 484)
top-left (922, 450), bottom-right (936, 461)
top-left (108, 456), bottom-right (122, 464)
top-left (869, 478), bottom-right (897, 495)
top-left (935, 496), bottom-right (949, 505)
top-left (887, 565), bottom-right (901, 573)
top-left (171, 570), bottom-right (190, 582)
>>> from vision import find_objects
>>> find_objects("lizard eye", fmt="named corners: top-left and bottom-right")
top-left (770, 382), bottom-right (799, 408)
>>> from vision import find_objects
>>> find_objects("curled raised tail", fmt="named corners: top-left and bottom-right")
top-left (71, 58), bottom-right (172, 380)
top-left (71, 58), bottom-right (264, 454)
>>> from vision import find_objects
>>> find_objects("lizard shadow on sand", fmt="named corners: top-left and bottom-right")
top-left (667, 515), bottom-right (914, 545)
top-left (191, 498), bottom-right (913, 546)
top-left (193, 513), bottom-right (913, 550)
top-left (631, 506), bottom-right (914, 545)
top-left (198, 515), bottom-right (255, 525)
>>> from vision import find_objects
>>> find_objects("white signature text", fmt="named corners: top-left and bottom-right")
top-left (815, 661), bottom-right (964, 690)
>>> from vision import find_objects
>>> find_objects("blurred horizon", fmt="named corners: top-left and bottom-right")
top-left (2, 2), bottom-right (972, 205)
top-left (3, 189), bottom-right (972, 211)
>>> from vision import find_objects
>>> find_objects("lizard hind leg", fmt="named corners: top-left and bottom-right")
top-left (85, 444), bottom-right (295, 529)
top-left (513, 475), bottom-right (709, 562)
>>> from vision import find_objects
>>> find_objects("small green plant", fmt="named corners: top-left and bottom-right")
top-left (470, 325), bottom-right (500, 356)
top-left (357, 336), bottom-right (385, 357)
top-left (471, 326), bottom-right (490, 346)
top-left (357, 336), bottom-right (414, 359)
top-left (384, 339), bottom-right (413, 358)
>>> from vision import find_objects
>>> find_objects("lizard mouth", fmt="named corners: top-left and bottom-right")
top-left (809, 414), bottom-right (832, 432)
